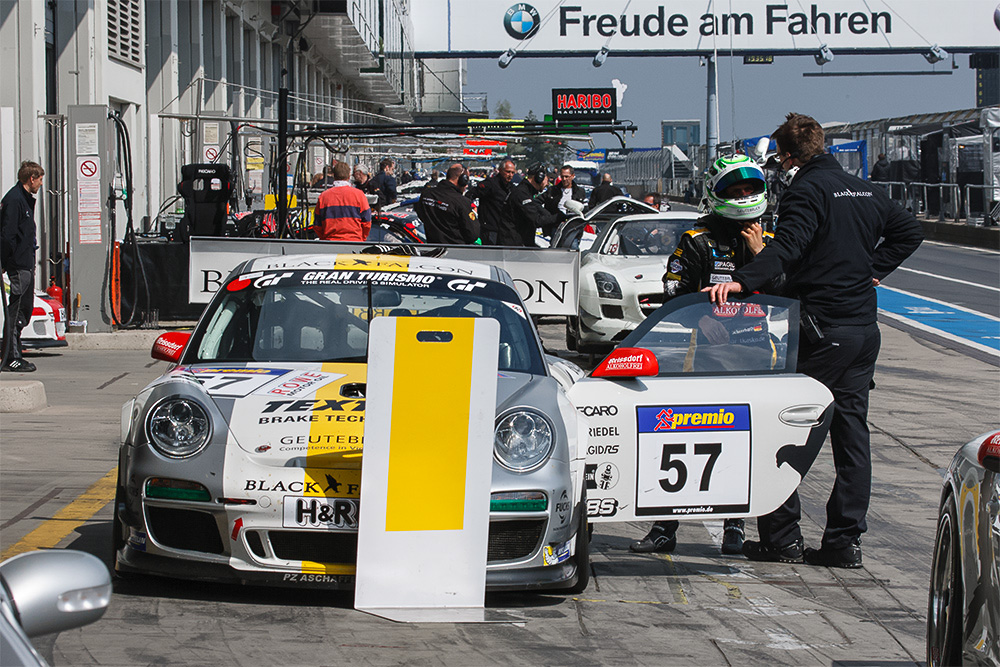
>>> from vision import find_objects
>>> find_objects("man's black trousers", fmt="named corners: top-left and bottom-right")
top-left (757, 322), bottom-right (881, 550)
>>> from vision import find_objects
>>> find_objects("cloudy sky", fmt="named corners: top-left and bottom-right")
top-left (465, 52), bottom-right (979, 149)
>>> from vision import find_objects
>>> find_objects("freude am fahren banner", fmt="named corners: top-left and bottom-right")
top-left (411, 0), bottom-right (998, 56)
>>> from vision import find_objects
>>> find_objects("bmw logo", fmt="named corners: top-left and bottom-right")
top-left (504, 3), bottom-right (541, 40)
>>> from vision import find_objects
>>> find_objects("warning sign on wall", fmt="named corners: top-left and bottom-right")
top-left (76, 156), bottom-right (103, 245)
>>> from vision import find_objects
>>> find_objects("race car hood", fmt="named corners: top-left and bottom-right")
top-left (173, 362), bottom-right (537, 469)
top-left (590, 255), bottom-right (672, 284)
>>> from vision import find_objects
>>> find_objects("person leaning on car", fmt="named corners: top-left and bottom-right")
top-left (0, 161), bottom-right (44, 373)
top-left (706, 112), bottom-right (923, 569)
top-left (631, 153), bottom-right (775, 557)
top-left (498, 163), bottom-right (561, 247)
top-left (415, 163), bottom-right (480, 245)
top-left (542, 164), bottom-right (588, 235)
top-left (466, 158), bottom-right (516, 245)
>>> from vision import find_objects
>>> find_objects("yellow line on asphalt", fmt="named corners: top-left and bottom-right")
top-left (1, 468), bottom-right (117, 560)
top-left (654, 553), bottom-right (690, 604)
top-left (699, 572), bottom-right (743, 599)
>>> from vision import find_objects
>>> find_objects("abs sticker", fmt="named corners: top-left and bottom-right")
top-left (634, 405), bottom-right (751, 516)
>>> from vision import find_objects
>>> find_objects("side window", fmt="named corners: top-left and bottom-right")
top-left (617, 294), bottom-right (799, 376)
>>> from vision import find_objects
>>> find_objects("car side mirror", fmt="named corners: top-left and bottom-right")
top-left (978, 431), bottom-right (1000, 474)
top-left (152, 331), bottom-right (192, 363)
top-left (592, 347), bottom-right (659, 378)
top-left (0, 550), bottom-right (112, 638)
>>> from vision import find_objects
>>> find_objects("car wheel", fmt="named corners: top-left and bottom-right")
top-left (927, 492), bottom-right (962, 667)
top-left (565, 317), bottom-right (578, 351)
top-left (565, 503), bottom-right (591, 594)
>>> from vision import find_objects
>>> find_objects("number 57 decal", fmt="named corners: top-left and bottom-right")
top-left (658, 442), bottom-right (722, 493)
top-left (636, 405), bottom-right (751, 515)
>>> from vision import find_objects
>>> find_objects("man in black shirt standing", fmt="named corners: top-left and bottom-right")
top-left (369, 157), bottom-right (397, 211)
top-left (543, 164), bottom-right (588, 233)
top-left (498, 163), bottom-right (561, 247)
top-left (706, 113), bottom-right (923, 569)
top-left (415, 163), bottom-right (479, 245)
top-left (467, 158), bottom-right (516, 245)
top-left (588, 173), bottom-right (619, 209)
top-left (1, 161), bottom-right (44, 372)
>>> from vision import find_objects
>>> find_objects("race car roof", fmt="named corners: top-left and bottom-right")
top-left (239, 253), bottom-right (496, 281)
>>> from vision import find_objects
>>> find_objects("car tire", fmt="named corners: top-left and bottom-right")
top-left (564, 502), bottom-right (591, 594)
top-left (927, 492), bottom-right (963, 667)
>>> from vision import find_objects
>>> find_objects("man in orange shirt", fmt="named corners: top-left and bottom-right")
top-left (312, 161), bottom-right (372, 241)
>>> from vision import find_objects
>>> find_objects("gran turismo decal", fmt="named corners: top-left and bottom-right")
top-left (447, 279), bottom-right (488, 292)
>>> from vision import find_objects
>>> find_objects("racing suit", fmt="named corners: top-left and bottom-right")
top-left (466, 173), bottom-right (512, 245)
top-left (650, 213), bottom-right (776, 545)
top-left (415, 180), bottom-right (480, 245)
top-left (498, 179), bottom-right (561, 247)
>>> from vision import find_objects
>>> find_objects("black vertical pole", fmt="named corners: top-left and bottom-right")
top-left (277, 85), bottom-right (289, 238)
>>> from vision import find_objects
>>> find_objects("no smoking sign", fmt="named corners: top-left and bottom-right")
top-left (79, 159), bottom-right (98, 179)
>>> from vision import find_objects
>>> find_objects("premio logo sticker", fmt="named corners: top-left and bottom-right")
top-left (504, 3), bottom-right (541, 39)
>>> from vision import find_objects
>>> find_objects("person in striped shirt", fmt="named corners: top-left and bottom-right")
top-left (312, 161), bottom-right (372, 242)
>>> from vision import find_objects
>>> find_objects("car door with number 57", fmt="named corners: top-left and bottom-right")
top-left (569, 294), bottom-right (834, 523)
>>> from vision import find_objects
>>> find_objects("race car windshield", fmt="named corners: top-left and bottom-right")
top-left (602, 218), bottom-right (698, 256)
top-left (187, 271), bottom-right (545, 375)
top-left (615, 293), bottom-right (800, 376)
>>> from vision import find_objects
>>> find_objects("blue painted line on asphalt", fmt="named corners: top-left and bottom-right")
top-left (877, 286), bottom-right (1000, 353)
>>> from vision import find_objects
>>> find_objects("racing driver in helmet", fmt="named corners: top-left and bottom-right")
top-left (631, 153), bottom-right (779, 557)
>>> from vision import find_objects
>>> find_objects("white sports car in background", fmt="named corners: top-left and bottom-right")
top-left (567, 212), bottom-right (698, 353)
top-left (550, 196), bottom-right (657, 251)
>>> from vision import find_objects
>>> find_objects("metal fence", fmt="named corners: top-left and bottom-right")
top-left (873, 181), bottom-right (997, 224)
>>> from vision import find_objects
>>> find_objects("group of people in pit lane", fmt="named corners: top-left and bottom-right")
top-left (307, 114), bottom-right (922, 572)
top-left (633, 113), bottom-right (922, 571)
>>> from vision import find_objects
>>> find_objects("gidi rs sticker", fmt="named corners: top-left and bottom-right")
top-left (635, 404), bottom-right (750, 516)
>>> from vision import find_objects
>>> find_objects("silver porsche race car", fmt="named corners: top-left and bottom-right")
top-left (114, 252), bottom-right (590, 592)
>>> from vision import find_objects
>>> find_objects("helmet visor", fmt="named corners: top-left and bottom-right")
top-left (713, 168), bottom-right (766, 197)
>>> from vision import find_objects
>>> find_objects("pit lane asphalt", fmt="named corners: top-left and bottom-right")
top-left (1, 316), bottom-right (996, 666)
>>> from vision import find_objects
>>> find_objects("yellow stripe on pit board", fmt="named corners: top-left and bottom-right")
top-left (385, 317), bottom-right (475, 532)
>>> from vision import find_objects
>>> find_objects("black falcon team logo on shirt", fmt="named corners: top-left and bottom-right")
top-left (504, 4), bottom-right (541, 39)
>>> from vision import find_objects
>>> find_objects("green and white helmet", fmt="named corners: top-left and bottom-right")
top-left (703, 154), bottom-right (767, 221)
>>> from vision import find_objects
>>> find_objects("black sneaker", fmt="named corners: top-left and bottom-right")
top-left (742, 538), bottom-right (803, 563)
top-left (630, 526), bottom-right (677, 554)
top-left (803, 539), bottom-right (863, 569)
top-left (721, 520), bottom-right (745, 555)
top-left (2, 358), bottom-right (36, 372)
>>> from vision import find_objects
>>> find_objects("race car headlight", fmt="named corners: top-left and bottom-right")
top-left (594, 272), bottom-right (623, 300)
top-left (146, 398), bottom-right (211, 458)
top-left (494, 410), bottom-right (554, 473)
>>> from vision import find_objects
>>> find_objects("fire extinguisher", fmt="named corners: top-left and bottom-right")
top-left (46, 277), bottom-right (63, 303)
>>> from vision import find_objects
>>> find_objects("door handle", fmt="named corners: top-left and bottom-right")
top-left (779, 405), bottom-right (826, 427)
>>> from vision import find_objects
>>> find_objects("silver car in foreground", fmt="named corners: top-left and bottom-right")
top-left (115, 252), bottom-right (590, 593)
top-left (0, 550), bottom-right (112, 667)
top-left (927, 430), bottom-right (1000, 666)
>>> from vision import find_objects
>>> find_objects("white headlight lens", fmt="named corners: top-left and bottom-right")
top-left (147, 398), bottom-right (211, 458)
top-left (494, 410), bottom-right (554, 472)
